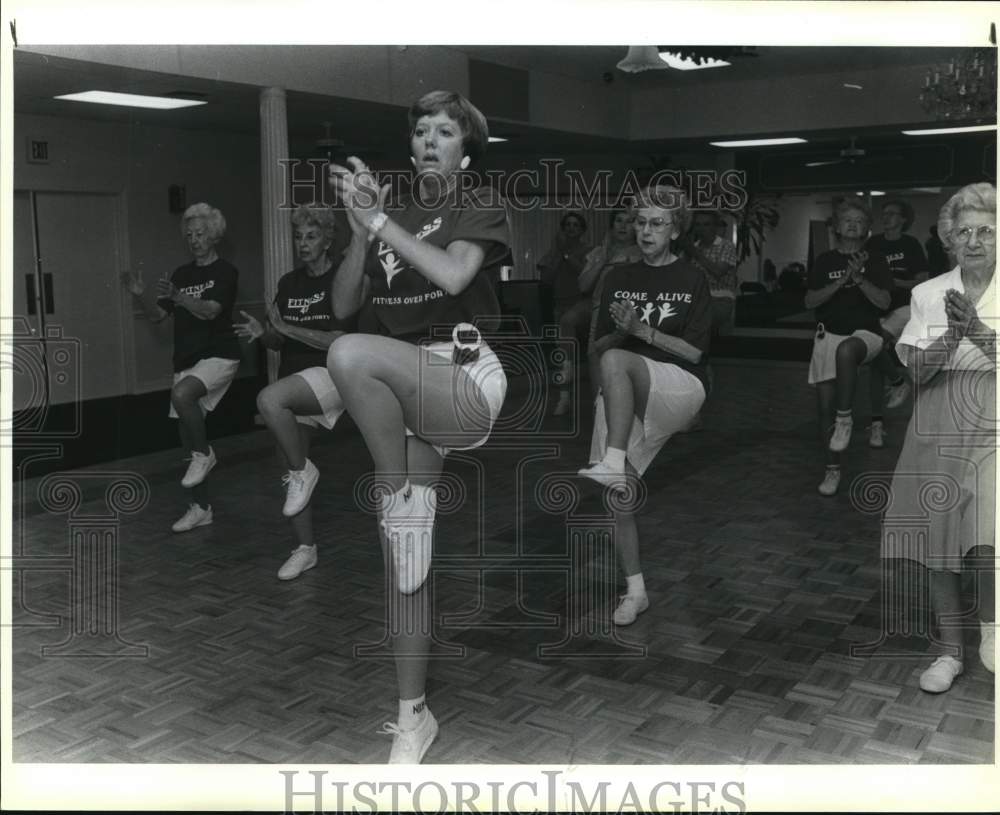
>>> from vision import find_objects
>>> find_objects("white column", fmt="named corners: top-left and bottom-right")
top-left (259, 86), bottom-right (292, 384)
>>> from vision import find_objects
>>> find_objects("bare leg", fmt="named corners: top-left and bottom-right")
top-left (257, 374), bottom-right (324, 471)
top-left (816, 380), bottom-right (839, 468)
top-left (599, 349), bottom-right (651, 449)
top-left (834, 337), bottom-right (868, 413)
top-left (289, 424), bottom-right (315, 548)
top-left (171, 376), bottom-right (209, 454)
top-left (388, 437), bottom-right (443, 700)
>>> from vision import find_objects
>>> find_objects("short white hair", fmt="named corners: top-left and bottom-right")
top-left (938, 182), bottom-right (996, 252)
top-left (181, 203), bottom-right (226, 242)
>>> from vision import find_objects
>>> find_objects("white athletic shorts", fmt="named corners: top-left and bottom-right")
top-left (808, 325), bottom-right (883, 385)
top-left (404, 339), bottom-right (507, 458)
top-left (293, 366), bottom-right (346, 430)
top-left (169, 357), bottom-right (240, 418)
top-left (589, 356), bottom-right (706, 477)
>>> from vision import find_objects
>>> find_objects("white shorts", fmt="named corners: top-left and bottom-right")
top-left (880, 306), bottom-right (910, 341)
top-left (589, 357), bottom-right (706, 477)
top-left (293, 366), bottom-right (346, 430)
top-left (169, 357), bottom-right (240, 418)
top-left (807, 326), bottom-right (883, 385)
top-left (404, 340), bottom-right (507, 458)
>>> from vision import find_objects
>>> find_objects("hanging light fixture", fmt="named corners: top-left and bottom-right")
top-left (616, 46), bottom-right (671, 74)
top-left (919, 48), bottom-right (997, 121)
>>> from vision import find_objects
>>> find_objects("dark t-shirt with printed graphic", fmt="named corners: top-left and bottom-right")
top-left (864, 233), bottom-right (928, 310)
top-left (274, 265), bottom-right (356, 378)
top-left (158, 258), bottom-right (240, 372)
top-left (593, 258), bottom-right (712, 392)
top-left (807, 249), bottom-right (892, 336)
top-left (364, 186), bottom-right (510, 343)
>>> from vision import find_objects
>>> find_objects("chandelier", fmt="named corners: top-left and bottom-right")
top-left (919, 48), bottom-right (997, 121)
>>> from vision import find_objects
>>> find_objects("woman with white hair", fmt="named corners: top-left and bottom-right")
top-left (123, 203), bottom-right (240, 532)
top-left (578, 185), bottom-right (711, 626)
top-left (804, 199), bottom-right (892, 496)
top-left (235, 204), bottom-right (354, 581)
top-left (882, 182), bottom-right (996, 693)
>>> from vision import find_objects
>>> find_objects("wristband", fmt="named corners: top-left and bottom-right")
top-left (368, 212), bottom-right (388, 234)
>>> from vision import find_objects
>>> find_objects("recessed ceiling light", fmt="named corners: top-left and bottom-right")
top-left (843, 83), bottom-right (863, 90)
top-left (488, 136), bottom-right (508, 143)
top-left (902, 124), bottom-right (997, 136)
top-left (870, 190), bottom-right (886, 196)
top-left (658, 52), bottom-right (730, 71)
top-left (54, 90), bottom-right (208, 110)
top-left (710, 137), bottom-right (807, 147)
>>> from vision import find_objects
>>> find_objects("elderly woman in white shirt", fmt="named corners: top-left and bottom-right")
top-left (882, 182), bottom-right (996, 694)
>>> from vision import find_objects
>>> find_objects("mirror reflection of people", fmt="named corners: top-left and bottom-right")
top-left (234, 204), bottom-right (354, 581)
top-left (122, 203), bottom-right (240, 532)
top-left (549, 208), bottom-right (644, 411)
top-left (538, 212), bottom-right (592, 414)
top-left (804, 200), bottom-right (891, 496)
top-left (578, 185), bottom-right (711, 627)
top-left (882, 182), bottom-right (996, 693)
top-left (326, 90), bottom-right (509, 764)
top-left (865, 199), bottom-right (929, 416)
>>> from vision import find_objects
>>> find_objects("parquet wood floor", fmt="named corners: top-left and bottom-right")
top-left (11, 361), bottom-right (995, 764)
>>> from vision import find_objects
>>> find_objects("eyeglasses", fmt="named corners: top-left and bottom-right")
top-left (953, 225), bottom-right (996, 244)
top-left (634, 217), bottom-right (673, 232)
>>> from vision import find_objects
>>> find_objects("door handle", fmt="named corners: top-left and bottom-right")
top-left (42, 273), bottom-right (54, 314)
top-left (26, 274), bottom-right (37, 316)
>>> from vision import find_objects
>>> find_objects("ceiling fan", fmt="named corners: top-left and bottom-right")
top-left (803, 136), bottom-right (905, 168)
top-left (313, 121), bottom-right (384, 161)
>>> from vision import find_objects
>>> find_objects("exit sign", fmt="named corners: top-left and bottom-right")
top-left (27, 139), bottom-right (49, 164)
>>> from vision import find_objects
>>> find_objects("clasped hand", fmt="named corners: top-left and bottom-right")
top-left (610, 300), bottom-right (642, 336)
top-left (328, 156), bottom-right (390, 235)
top-left (845, 251), bottom-right (868, 285)
top-left (944, 288), bottom-right (982, 339)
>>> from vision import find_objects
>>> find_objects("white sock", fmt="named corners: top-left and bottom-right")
top-left (398, 694), bottom-right (426, 730)
top-left (604, 447), bottom-right (626, 471)
top-left (625, 573), bottom-right (646, 597)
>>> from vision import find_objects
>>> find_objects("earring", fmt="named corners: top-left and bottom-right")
top-left (410, 156), bottom-right (416, 167)
top-left (460, 156), bottom-right (471, 170)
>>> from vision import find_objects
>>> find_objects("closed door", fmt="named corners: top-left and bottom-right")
top-left (12, 190), bottom-right (125, 407)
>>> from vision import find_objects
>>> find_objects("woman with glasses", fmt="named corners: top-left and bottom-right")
top-left (882, 182), bottom-right (996, 693)
top-left (804, 200), bottom-right (892, 496)
top-left (578, 185), bottom-right (711, 626)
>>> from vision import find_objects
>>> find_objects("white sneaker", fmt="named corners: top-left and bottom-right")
top-left (181, 447), bottom-right (217, 488)
top-left (578, 461), bottom-right (627, 493)
top-left (552, 390), bottom-right (571, 417)
top-left (981, 622), bottom-right (995, 673)
top-left (277, 545), bottom-right (317, 580)
top-left (381, 482), bottom-right (436, 595)
top-left (885, 379), bottom-right (911, 410)
top-left (282, 459), bottom-right (320, 517)
top-left (172, 503), bottom-right (213, 533)
top-left (919, 655), bottom-right (964, 693)
top-left (613, 593), bottom-right (649, 625)
top-left (868, 420), bottom-right (886, 449)
top-left (818, 467), bottom-right (841, 496)
top-left (379, 709), bottom-right (439, 764)
top-left (828, 415), bottom-right (853, 452)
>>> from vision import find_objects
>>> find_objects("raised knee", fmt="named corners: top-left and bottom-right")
top-left (600, 348), bottom-right (626, 374)
top-left (256, 385), bottom-right (280, 416)
top-left (326, 333), bottom-right (364, 381)
top-left (171, 382), bottom-right (195, 408)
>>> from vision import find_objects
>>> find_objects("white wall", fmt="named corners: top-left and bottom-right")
top-left (14, 112), bottom-right (264, 395)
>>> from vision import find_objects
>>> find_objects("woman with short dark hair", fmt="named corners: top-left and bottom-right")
top-left (326, 90), bottom-right (509, 764)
